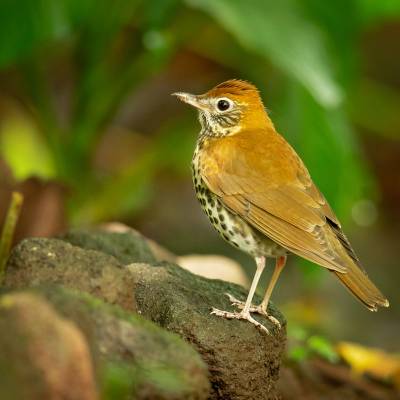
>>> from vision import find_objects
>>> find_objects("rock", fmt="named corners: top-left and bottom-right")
top-left (101, 223), bottom-right (177, 263)
top-left (177, 254), bottom-right (249, 286)
top-left (128, 262), bottom-right (286, 400)
top-left (0, 287), bottom-right (210, 400)
top-left (5, 235), bottom-right (286, 399)
top-left (41, 286), bottom-right (210, 400)
top-left (0, 291), bottom-right (98, 400)
top-left (61, 227), bottom-right (157, 264)
top-left (5, 237), bottom-right (138, 310)
top-left (90, 224), bottom-right (249, 286)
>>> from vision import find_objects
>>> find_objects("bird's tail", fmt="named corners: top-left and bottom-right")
top-left (324, 218), bottom-right (389, 311)
top-left (333, 259), bottom-right (389, 311)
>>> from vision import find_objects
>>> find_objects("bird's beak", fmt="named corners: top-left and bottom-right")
top-left (172, 92), bottom-right (207, 110)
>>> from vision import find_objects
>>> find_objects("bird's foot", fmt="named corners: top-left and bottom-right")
top-left (225, 293), bottom-right (281, 329)
top-left (210, 307), bottom-right (270, 334)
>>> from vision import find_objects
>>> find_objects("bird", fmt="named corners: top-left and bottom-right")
top-left (173, 79), bottom-right (389, 333)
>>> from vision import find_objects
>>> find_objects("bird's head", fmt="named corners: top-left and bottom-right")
top-left (173, 79), bottom-right (271, 137)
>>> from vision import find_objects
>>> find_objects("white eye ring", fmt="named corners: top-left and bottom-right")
top-left (216, 97), bottom-right (233, 112)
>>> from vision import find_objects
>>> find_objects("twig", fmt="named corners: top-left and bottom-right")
top-left (0, 192), bottom-right (23, 283)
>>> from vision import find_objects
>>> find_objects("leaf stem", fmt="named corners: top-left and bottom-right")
top-left (0, 192), bottom-right (23, 283)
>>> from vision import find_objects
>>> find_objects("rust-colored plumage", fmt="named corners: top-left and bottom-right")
top-left (174, 79), bottom-right (388, 332)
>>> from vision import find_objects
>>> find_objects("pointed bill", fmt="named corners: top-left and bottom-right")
top-left (172, 92), bottom-right (207, 110)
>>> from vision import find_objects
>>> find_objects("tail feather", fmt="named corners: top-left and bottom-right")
top-left (325, 218), bottom-right (389, 311)
top-left (333, 260), bottom-right (389, 311)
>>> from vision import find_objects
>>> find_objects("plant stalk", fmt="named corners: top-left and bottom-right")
top-left (0, 192), bottom-right (23, 283)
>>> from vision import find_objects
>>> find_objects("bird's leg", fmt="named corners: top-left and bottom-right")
top-left (257, 255), bottom-right (286, 326)
top-left (211, 256), bottom-right (269, 333)
top-left (227, 256), bottom-right (287, 328)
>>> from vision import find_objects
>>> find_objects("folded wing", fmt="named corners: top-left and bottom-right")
top-left (200, 130), bottom-right (388, 310)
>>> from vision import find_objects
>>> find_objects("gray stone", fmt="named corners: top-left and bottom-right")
top-left (129, 262), bottom-right (286, 400)
top-left (5, 237), bottom-right (138, 310)
top-left (61, 228), bottom-right (157, 264)
top-left (5, 235), bottom-right (286, 399)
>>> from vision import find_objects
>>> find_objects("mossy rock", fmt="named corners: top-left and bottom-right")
top-left (128, 262), bottom-right (286, 400)
top-left (61, 228), bottom-right (157, 264)
top-left (0, 290), bottom-right (98, 400)
top-left (0, 287), bottom-right (210, 400)
top-left (5, 235), bottom-right (286, 399)
top-left (5, 237), bottom-right (138, 310)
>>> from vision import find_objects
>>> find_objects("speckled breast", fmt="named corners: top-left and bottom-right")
top-left (192, 144), bottom-right (282, 258)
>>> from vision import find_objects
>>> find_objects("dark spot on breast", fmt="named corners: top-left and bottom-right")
top-left (228, 230), bottom-right (234, 236)
top-left (218, 214), bottom-right (225, 222)
top-left (221, 223), bottom-right (227, 231)
top-left (222, 234), bottom-right (230, 241)
top-left (212, 217), bottom-right (218, 224)
top-left (232, 241), bottom-right (238, 247)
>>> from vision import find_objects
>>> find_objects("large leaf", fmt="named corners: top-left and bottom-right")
top-left (356, 0), bottom-right (400, 25)
top-left (185, 0), bottom-right (343, 108)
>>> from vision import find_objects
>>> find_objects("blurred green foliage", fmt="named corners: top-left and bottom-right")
top-left (288, 324), bottom-right (339, 363)
top-left (101, 360), bottom-right (190, 400)
top-left (102, 362), bottom-right (135, 400)
top-left (0, 0), bottom-right (399, 236)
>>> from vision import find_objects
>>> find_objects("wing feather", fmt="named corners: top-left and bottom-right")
top-left (200, 131), bottom-right (348, 273)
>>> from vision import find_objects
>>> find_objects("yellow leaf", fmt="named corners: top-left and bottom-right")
top-left (0, 110), bottom-right (55, 180)
top-left (337, 341), bottom-right (400, 388)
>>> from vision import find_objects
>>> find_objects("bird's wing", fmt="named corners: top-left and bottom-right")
top-left (200, 130), bottom-right (355, 273)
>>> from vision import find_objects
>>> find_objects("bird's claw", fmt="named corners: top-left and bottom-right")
top-left (225, 293), bottom-right (281, 329)
top-left (211, 307), bottom-right (270, 334)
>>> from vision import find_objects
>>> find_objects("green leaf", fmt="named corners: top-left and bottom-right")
top-left (185, 0), bottom-right (343, 108)
top-left (356, 0), bottom-right (400, 25)
top-left (0, 113), bottom-right (55, 180)
top-left (0, 0), bottom-right (72, 67)
top-left (307, 335), bottom-right (339, 363)
top-left (288, 345), bottom-right (310, 362)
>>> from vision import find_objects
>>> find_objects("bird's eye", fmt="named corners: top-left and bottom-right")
top-left (216, 98), bottom-right (232, 112)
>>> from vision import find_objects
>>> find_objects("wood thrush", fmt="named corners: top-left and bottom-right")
top-left (174, 79), bottom-right (389, 333)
